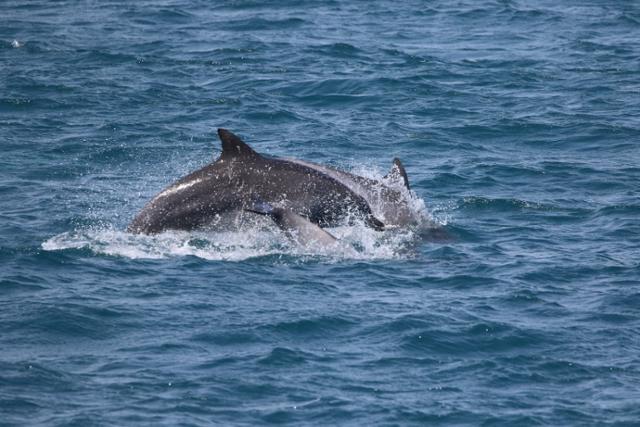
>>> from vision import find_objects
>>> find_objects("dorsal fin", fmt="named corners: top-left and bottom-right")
top-left (384, 158), bottom-right (410, 190)
top-left (217, 128), bottom-right (259, 160)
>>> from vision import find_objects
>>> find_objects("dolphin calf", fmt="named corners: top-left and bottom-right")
top-left (247, 198), bottom-right (340, 249)
top-left (128, 129), bottom-right (417, 240)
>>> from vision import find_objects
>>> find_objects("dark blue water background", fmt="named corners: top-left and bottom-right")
top-left (2, 1), bottom-right (640, 425)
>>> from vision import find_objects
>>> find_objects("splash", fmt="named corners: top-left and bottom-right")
top-left (348, 162), bottom-right (439, 226)
top-left (41, 203), bottom-right (437, 262)
top-left (41, 221), bottom-right (423, 262)
top-left (42, 226), bottom-right (286, 261)
top-left (42, 164), bottom-right (442, 262)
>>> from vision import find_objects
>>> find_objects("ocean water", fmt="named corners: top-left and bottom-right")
top-left (2, 0), bottom-right (640, 425)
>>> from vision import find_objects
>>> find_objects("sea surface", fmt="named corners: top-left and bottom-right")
top-left (2, 1), bottom-right (640, 425)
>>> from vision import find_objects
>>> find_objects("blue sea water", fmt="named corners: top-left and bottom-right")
top-left (2, 0), bottom-right (640, 425)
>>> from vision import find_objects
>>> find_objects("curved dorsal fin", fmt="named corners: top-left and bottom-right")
top-left (384, 157), bottom-right (410, 190)
top-left (217, 128), bottom-right (259, 160)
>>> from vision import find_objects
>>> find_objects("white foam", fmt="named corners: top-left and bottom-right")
top-left (42, 226), bottom-right (286, 261)
top-left (41, 217), bottom-right (428, 262)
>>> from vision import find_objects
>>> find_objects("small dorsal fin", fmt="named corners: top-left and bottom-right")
top-left (384, 158), bottom-right (410, 190)
top-left (218, 128), bottom-right (259, 160)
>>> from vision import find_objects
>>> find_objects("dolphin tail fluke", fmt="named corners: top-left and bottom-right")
top-left (384, 158), bottom-right (410, 190)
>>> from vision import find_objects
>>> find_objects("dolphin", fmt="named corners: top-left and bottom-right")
top-left (246, 198), bottom-right (340, 249)
top-left (284, 156), bottom-right (415, 227)
top-left (128, 129), bottom-right (416, 237)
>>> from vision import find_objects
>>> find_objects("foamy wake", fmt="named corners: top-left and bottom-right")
top-left (41, 221), bottom-right (430, 262)
top-left (41, 209), bottom-right (443, 262)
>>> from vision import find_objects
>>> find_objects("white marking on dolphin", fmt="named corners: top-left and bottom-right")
top-left (155, 178), bottom-right (203, 200)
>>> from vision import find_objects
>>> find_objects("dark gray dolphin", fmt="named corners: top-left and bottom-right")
top-left (127, 129), bottom-right (395, 235)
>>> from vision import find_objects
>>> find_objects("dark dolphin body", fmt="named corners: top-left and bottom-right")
top-left (128, 129), bottom-right (416, 235)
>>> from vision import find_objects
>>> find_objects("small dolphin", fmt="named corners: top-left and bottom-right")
top-left (128, 129), bottom-right (417, 239)
top-left (246, 198), bottom-right (339, 249)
